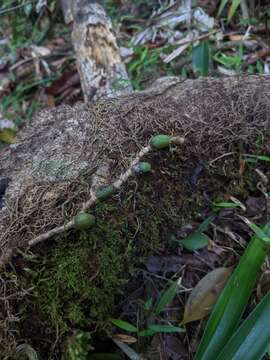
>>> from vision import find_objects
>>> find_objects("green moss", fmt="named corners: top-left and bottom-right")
top-left (22, 217), bottom-right (133, 336)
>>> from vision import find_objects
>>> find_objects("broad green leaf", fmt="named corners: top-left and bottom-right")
top-left (154, 281), bottom-right (178, 315)
top-left (228, 0), bottom-right (241, 22)
top-left (110, 319), bottom-right (138, 333)
top-left (182, 267), bottom-right (232, 325)
top-left (148, 324), bottom-right (185, 333)
top-left (216, 291), bottom-right (270, 360)
top-left (177, 232), bottom-right (209, 251)
top-left (194, 224), bottom-right (270, 360)
top-left (192, 41), bottom-right (210, 77)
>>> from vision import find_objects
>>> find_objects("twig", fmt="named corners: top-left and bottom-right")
top-left (28, 137), bottom-right (185, 247)
top-left (0, 1), bottom-right (34, 16)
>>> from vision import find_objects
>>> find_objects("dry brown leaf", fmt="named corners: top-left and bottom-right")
top-left (229, 34), bottom-right (244, 41)
top-left (181, 267), bottom-right (232, 325)
top-left (112, 334), bottom-right (137, 344)
top-left (0, 129), bottom-right (16, 144)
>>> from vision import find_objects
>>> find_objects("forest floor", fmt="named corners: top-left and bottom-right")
top-left (0, 1), bottom-right (270, 359)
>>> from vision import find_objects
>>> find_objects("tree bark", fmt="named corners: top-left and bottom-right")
top-left (61, 0), bottom-right (132, 101)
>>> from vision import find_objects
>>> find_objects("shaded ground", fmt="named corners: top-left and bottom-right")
top-left (0, 76), bottom-right (270, 358)
top-left (1, 1), bottom-right (270, 359)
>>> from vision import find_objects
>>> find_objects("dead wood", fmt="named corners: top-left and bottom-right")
top-left (66, 0), bottom-right (132, 101)
top-left (1, 75), bottom-right (270, 265)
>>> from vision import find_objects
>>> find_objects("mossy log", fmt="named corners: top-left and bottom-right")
top-left (1, 75), bottom-right (270, 263)
top-left (1, 75), bottom-right (270, 357)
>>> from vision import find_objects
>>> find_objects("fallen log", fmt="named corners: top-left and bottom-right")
top-left (1, 75), bottom-right (270, 265)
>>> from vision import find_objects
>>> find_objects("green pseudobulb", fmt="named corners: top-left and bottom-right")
top-left (74, 212), bottom-right (96, 230)
top-left (150, 134), bottom-right (171, 149)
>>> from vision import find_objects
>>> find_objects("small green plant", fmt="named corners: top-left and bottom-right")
top-left (213, 50), bottom-right (243, 72)
top-left (111, 280), bottom-right (184, 337)
top-left (174, 214), bottom-right (215, 251)
top-left (217, 0), bottom-right (242, 23)
top-left (127, 46), bottom-right (176, 90)
top-left (194, 219), bottom-right (270, 360)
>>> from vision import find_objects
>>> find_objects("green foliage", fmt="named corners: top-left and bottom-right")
top-left (154, 280), bottom-right (178, 315)
top-left (194, 222), bottom-right (270, 360)
top-left (216, 291), bottom-right (270, 360)
top-left (110, 319), bottom-right (138, 332)
top-left (217, 0), bottom-right (241, 22)
top-left (111, 280), bottom-right (184, 337)
top-left (244, 154), bottom-right (270, 163)
top-left (0, 0), bottom-right (60, 52)
top-left (127, 46), bottom-right (176, 90)
top-left (177, 232), bottom-right (209, 251)
top-left (24, 218), bottom-right (133, 335)
top-left (0, 0), bottom-right (65, 135)
top-left (192, 41), bottom-right (210, 77)
top-left (213, 51), bottom-right (242, 72)
top-left (0, 79), bottom-right (49, 126)
top-left (174, 214), bottom-right (215, 251)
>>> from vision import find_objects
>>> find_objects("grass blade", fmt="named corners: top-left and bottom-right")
top-left (111, 319), bottom-right (138, 333)
top-left (217, 0), bottom-right (229, 17)
top-left (194, 223), bottom-right (270, 360)
top-left (148, 324), bottom-right (184, 333)
top-left (217, 291), bottom-right (270, 360)
top-left (154, 280), bottom-right (178, 315)
top-left (228, 0), bottom-right (241, 22)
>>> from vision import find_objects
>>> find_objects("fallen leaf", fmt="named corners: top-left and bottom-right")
top-left (181, 267), bottom-right (232, 324)
top-left (112, 334), bottom-right (137, 344)
top-left (229, 34), bottom-right (244, 41)
top-left (0, 128), bottom-right (16, 144)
